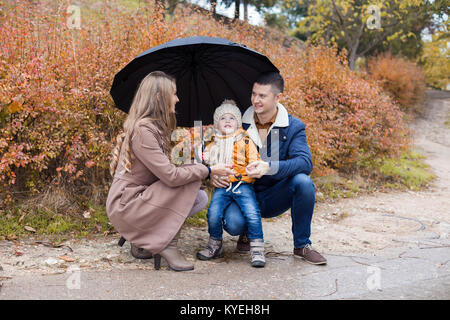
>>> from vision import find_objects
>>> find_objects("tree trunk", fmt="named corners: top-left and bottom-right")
top-left (166, 0), bottom-right (178, 18)
top-left (324, 20), bottom-right (332, 45)
top-left (243, 0), bottom-right (248, 22)
top-left (154, 0), bottom-right (166, 18)
top-left (234, 0), bottom-right (241, 20)
top-left (210, 1), bottom-right (217, 14)
top-left (348, 23), bottom-right (364, 70)
top-left (348, 46), bottom-right (357, 70)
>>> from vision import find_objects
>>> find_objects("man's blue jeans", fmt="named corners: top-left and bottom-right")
top-left (208, 182), bottom-right (263, 240)
top-left (222, 173), bottom-right (315, 248)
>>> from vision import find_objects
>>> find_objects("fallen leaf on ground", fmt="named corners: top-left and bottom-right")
top-left (18, 213), bottom-right (26, 223)
top-left (58, 255), bottom-right (75, 262)
top-left (24, 226), bottom-right (36, 232)
top-left (7, 234), bottom-right (17, 241)
top-left (82, 211), bottom-right (91, 219)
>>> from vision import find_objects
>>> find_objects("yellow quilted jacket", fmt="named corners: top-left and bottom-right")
top-left (205, 128), bottom-right (260, 183)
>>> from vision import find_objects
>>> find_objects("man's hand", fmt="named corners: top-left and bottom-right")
top-left (210, 174), bottom-right (230, 188)
top-left (246, 160), bottom-right (270, 179)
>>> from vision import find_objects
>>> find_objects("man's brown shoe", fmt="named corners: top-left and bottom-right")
top-left (236, 234), bottom-right (250, 252)
top-left (130, 244), bottom-right (153, 259)
top-left (293, 244), bottom-right (327, 265)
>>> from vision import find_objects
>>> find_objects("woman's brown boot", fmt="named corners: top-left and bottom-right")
top-left (154, 231), bottom-right (194, 272)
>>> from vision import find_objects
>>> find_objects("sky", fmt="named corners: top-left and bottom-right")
top-left (189, 0), bottom-right (265, 26)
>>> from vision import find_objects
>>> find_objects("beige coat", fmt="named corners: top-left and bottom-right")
top-left (106, 122), bottom-right (209, 254)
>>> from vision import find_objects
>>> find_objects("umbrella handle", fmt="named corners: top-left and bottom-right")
top-left (201, 123), bottom-right (205, 154)
top-left (193, 120), bottom-right (206, 164)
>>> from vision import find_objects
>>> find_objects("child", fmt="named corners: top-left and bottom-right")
top-left (197, 99), bottom-right (265, 267)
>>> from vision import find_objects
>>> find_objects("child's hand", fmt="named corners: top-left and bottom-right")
top-left (210, 163), bottom-right (235, 177)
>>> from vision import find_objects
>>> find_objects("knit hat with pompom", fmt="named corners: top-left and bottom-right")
top-left (213, 99), bottom-right (242, 130)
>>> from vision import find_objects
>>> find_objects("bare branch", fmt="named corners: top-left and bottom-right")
top-left (331, 0), bottom-right (345, 27)
top-left (357, 30), bottom-right (392, 56)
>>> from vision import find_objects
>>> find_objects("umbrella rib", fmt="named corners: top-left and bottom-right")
top-left (200, 48), bottom-right (272, 70)
top-left (199, 52), bottom-right (274, 86)
top-left (129, 47), bottom-right (274, 85)
top-left (128, 51), bottom-right (188, 76)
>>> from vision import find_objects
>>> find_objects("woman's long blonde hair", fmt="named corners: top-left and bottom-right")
top-left (110, 71), bottom-right (177, 177)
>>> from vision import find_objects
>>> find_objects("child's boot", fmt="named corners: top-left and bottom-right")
top-left (250, 239), bottom-right (265, 268)
top-left (196, 237), bottom-right (223, 260)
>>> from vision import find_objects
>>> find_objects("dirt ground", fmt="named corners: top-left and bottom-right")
top-left (1, 90), bottom-right (449, 280)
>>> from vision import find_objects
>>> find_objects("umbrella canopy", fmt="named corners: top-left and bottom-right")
top-left (110, 36), bottom-right (279, 127)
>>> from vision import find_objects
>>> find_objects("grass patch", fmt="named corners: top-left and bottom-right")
top-left (185, 208), bottom-right (208, 227)
top-left (185, 188), bottom-right (212, 227)
top-left (313, 150), bottom-right (435, 201)
top-left (0, 201), bottom-right (113, 240)
top-left (377, 151), bottom-right (435, 190)
top-left (358, 150), bottom-right (435, 191)
top-left (313, 174), bottom-right (370, 201)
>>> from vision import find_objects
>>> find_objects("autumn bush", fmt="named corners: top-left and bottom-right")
top-left (278, 44), bottom-right (410, 176)
top-left (0, 0), bottom-right (411, 214)
top-left (364, 51), bottom-right (426, 115)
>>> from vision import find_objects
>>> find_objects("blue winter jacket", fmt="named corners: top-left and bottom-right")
top-left (241, 103), bottom-right (313, 192)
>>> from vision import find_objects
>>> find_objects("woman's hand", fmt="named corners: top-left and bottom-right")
top-left (210, 174), bottom-right (230, 188)
top-left (209, 163), bottom-right (234, 188)
top-left (246, 160), bottom-right (270, 179)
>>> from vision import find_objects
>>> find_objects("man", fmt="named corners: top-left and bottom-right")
top-left (211, 72), bottom-right (327, 265)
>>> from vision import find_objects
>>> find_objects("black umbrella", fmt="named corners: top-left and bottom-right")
top-left (110, 36), bottom-right (279, 127)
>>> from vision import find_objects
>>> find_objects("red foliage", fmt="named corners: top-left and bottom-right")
top-left (364, 51), bottom-right (426, 112)
top-left (281, 45), bottom-right (409, 174)
top-left (0, 1), bottom-right (410, 202)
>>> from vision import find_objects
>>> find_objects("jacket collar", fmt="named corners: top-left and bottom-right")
top-left (242, 103), bottom-right (289, 148)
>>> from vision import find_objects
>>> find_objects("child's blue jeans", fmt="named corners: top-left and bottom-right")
top-left (207, 181), bottom-right (263, 240)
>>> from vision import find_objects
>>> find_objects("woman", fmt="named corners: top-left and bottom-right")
top-left (106, 71), bottom-right (233, 272)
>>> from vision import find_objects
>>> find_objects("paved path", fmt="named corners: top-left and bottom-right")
top-left (1, 241), bottom-right (449, 299)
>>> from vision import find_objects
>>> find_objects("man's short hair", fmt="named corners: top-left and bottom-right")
top-left (255, 72), bottom-right (284, 94)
